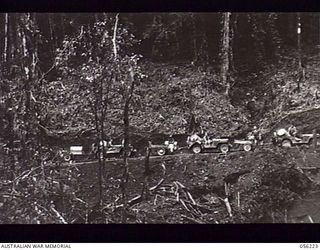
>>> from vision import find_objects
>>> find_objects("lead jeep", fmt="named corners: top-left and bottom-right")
top-left (272, 128), bottom-right (320, 148)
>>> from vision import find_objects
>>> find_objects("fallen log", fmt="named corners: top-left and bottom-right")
top-left (122, 178), bottom-right (166, 208)
top-left (150, 178), bottom-right (165, 192)
top-left (220, 197), bottom-right (233, 217)
top-left (237, 192), bottom-right (240, 208)
top-left (172, 181), bottom-right (203, 216)
top-left (300, 167), bottom-right (320, 170)
top-left (187, 191), bottom-right (196, 205)
top-left (153, 194), bottom-right (160, 205)
top-left (308, 215), bottom-right (314, 223)
top-left (184, 200), bottom-right (217, 213)
top-left (51, 206), bottom-right (68, 224)
top-left (179, 199), bottom-right (190, 212)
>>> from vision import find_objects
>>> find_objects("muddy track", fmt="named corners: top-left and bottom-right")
top-left (65, 151), bottom-right (226, 167)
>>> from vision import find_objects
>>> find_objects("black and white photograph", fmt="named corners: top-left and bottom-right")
top-left (0, 12), bottom-right (320, 226)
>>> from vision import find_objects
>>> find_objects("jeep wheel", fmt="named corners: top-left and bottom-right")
top-left (157, 148), bottom-right (166, 156)
top-left (281, 139), bottom-right (292, 148)
top-left (243, 144), bottom-right (252, 152)
top-left (191, 144), bottom-right (202, 154)
top-left (219, 144), bottom-right (229, 154)
top-left (63, 154), bottom-right (71, 162)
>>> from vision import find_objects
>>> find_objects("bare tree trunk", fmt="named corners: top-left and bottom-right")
top-left (112, 14), bottom-right (119, 60)
top-left (121, 99), bottom-right (130, 223)
top-left (98, 77), bottom-right (107, 206)
top-left (21, 13), bottom-right (40, 169)
top-left (20, 14), bottom-right (33, 168)
top-left (297, 13), bottom-right (302, 69)
top-left (141, 143), bottom-right (151, 198)
top-left (230, 14), bottom-right (236, 72)
top-left (48, 14), bottom-right (57, 54)
top-left (191, 13), bottom-right (198, 63)
top-left (90, 76), bottom-right (105, 207)
top-left (221, 12), bottom-right (231, 96)
top-left (93, 99), bottom-right (103, 206)
top-left (6, 98), bottom-right (15, 181)
top-left (297, 13), bottom-right (303, 92)
top-left (4, 13), bottom-right (9, 63)
top-left (9, 14), bottom-right (17, 60)
top-left (3, 13), bottom-right (16, 181)
top-left (187, 75), bottom-right (197, 133)
top-left (60, 14), bottom-right (65, 41)
top-left (121, 65), bottom-right (136, 223)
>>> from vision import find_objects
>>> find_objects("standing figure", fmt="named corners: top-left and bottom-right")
top-left (288, 125), bottom-right (301, 141)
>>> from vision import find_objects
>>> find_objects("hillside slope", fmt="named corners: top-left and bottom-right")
top-left (257, 52), bottom-right (320, 134)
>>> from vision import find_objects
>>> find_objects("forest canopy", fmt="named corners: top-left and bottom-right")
top-left (1, 13), bottom-right (319, 141)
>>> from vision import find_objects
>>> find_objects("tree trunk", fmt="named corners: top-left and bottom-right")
top-left (89, 71), bottom-right (107, 208)
top-left (221, 12), bottom-right (231, 96)
top-left (4, 13), bottom-right (9, 63)
top-left (20, 14), bottom-right (33, 167)
top-left (60, 14), bottom-right (65, 41)
top-left (191, 14), bottom-right (198, 63)
top-left (297, 13), bottom-right (302, 69)
top-left (121, 65), bottom-right (136, 223)
top-left (141, 143), bottom-right (151, 198)
top-left (112, 14), bottom-right (119, 60)
top-left (93, 95), bottom-right (103, 206)
top-left (9, 14), bottom-right (17, 63)
top-left (18, 13), bottom-right (40, 169)
top-left (121, 98), bottom-right (130, 223)
top-left (297, 13), bottom-right (302, 92)
top-left (48, 14), bottom-right (57, 54)
top-left (3, 13), bottom-right (16, 180)
top-left (98, 77), bottom-right (106, 206)
top-left (229, 14), bottom-right (236, 72)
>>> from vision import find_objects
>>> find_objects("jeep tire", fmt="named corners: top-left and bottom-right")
top-left (219, 144), bottom-right (229, 154)
top-left (191, 144), bottom-right (202, 154)
top-left (63, 154), bottom-right (71, 162)
top-left (281, 139), bottom-right (292, 148)
top-left (157, 148), bottom-right (166, 156)
top-left (243, 144), bottom-right (252, 152)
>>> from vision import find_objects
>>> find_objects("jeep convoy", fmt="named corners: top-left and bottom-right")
top-left (61, 130), bottom-right (258, 162)
top-left (2, 125), bottom-right (317, 163)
